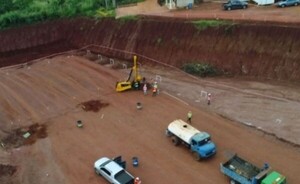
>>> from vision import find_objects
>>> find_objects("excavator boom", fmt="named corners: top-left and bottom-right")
top-left (115, 56), bottom-right (142, 92)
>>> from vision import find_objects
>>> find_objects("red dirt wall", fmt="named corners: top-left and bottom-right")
top-left (0, 20), bottom-right (75, 67)
top-left (1, 17), bottom-right (299, 82)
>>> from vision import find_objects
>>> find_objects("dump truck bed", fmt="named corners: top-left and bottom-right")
top-left (223, 155), bottom-right (261, 179)
top-left (220, 154), bottom-right (261, 184)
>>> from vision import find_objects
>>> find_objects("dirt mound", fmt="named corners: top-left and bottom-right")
top-left (79, 100), bottom-right (109, 112)
top-left (1, 123), bottom-right (47, 149)
top-left (0, 164), bottom-right (17, 177)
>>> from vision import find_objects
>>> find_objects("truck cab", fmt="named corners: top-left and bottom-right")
top-left (190, 132), bottom-right (216, 159)
top-left (261, 171), bottom-right (286, 184)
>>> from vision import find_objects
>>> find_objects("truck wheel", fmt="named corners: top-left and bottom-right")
top-left (165, 129), bottom-right (172, 137)
top-left (230, 180), bottom-right (240, 184)
top-left (171, 136), bottom-right (180, 146)
top-left (192, 152), bottom-right (201, 161)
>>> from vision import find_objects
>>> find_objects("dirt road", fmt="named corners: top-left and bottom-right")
top-left (116, 0), bottom-right (168, 18)
top-left (140, 66), bottom-right (300, 145)
top-left (0, 55), bottom-right (300, 183)
top-left (117, 0), bottom-right (300, 23)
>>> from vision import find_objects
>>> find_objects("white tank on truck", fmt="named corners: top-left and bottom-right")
top-left (166, 119), bottom-right (217, 160)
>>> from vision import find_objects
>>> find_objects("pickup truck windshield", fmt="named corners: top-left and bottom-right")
top-left (115, 170), bottom-right (134, 184)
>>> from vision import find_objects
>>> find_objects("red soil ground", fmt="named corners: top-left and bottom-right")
top-left (0, 1), bottom-right (300, 184)
top-left (0, 54), bottom-right (299, 184)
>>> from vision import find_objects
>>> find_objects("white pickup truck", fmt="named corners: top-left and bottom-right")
top-left (94, 156), bottom-right (134, 184)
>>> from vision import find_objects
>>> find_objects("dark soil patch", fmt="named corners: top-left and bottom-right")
top-left (79, 100), bottom-right (109, 112)
top-left (1, 123), bottom-right (47, 149)
top-left (0, 164), bottom-right (17, 177)
top-left (0, 40), bottom-right (75, 68)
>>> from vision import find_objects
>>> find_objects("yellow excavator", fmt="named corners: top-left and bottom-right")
top-left (116, 55), bottom-right (143, 92)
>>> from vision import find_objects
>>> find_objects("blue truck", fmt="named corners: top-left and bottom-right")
top-left (165, 119), bottom-right (216, 160)
top-left (220, 154), bottom-right (287, 184)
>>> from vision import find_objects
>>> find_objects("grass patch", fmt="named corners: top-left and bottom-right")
top-left (191, 20), bottom-right (232, 30)
top-left (182, 62), bottom-right (219, 77)
top-left (118, 15), bottom-right (139, 21)
top-left (95, 8), bottom-right (116, 18)
top-left (117, 15), bottom-right (139, 26)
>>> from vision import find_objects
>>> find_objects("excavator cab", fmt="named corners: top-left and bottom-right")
top-left (116, 55), bottom-right (142, 92)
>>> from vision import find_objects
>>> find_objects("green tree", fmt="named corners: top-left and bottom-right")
top-left (0, 0), bottom-right (14, 14)
top-left (12, 0), bottom-right (34, 10)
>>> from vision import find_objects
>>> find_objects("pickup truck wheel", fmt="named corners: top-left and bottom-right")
top-left (243, 5), bottom-right (246, 9)
top-left (295, 3), bottom-right (298, 6)
top-left (192, 152), bottom-right (201, 161)
top-left (227, 7), bottom-right (231, 10)
top-left (171, 136), bottom-right (180, 146)
top-left (281, 4), bottom-right (285, 7)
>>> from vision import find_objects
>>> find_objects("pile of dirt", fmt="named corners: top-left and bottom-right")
top-left (80, 100), bottom-right (109, 112)
top-left (1, 123), bottom-right (47, 149)
top-left (0, 164), bottom-right (17, 177)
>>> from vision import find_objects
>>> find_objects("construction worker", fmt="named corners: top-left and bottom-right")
top-left (152, 82), bottom-right (158, 97)
top-left (143, 84), bottom-right (147, 95)
top-left (134, 177), bottom-right (142, 184)
top-left (207, 93), bottom-right (211, 105)
top-left (187, 111), bottom-right (192, 124)
top-left (155, 82), bottom-right (160, 95)
top-left (152, 87), bottom-right (157, 96)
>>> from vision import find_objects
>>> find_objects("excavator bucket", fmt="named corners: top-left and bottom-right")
top-left (115, 81), bottom-right (132, 92)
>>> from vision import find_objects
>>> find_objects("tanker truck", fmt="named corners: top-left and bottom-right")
top-left (165, 119), bottom-right (217, 160)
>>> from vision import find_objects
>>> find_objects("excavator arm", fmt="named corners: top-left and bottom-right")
top-left (115, 55), bottom-right (142, 92)
top-left (126, 69), bottom-right (133, 82)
